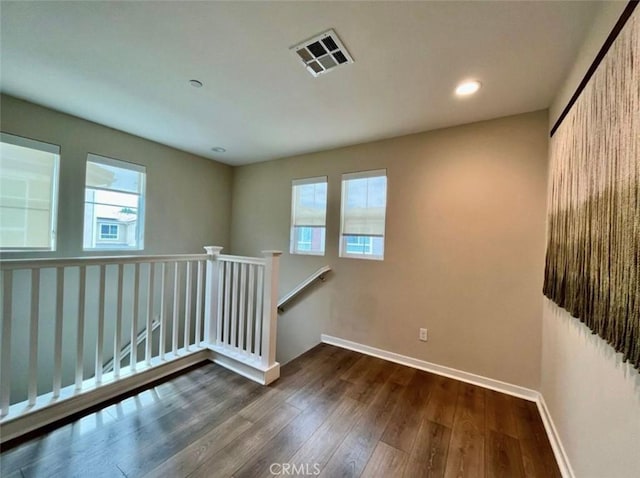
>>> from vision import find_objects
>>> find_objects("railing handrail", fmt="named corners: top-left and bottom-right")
top-left (277, 265), bottom-right (331, 312)
top-left (0, 253), bottom-right (209, 270)
top-left (217, 254), bottom-right (266, 266)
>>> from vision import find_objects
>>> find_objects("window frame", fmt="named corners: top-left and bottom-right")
top-left (290, 176), bottom-right (328, 256)
top-left (0, 132), bottom-right (61, 252)
top-left (83, 153), bottom-right (146, 251)
top-left (339, 169), bottom-right (387, 261)
top-left (98, 223), bottom-right (120, 240)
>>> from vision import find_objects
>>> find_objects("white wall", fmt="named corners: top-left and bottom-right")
top-left (543, 3), bottom-right (640, 477)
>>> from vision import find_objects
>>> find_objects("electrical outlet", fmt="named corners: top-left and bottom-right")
top-left (419, 328), bottom-right (428, 342)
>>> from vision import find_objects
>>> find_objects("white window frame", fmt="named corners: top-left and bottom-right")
top-left (83, 153), bottom-right (146, 251)
top-left (0, 132), bottom-right (60, 252)
top-left (290, 176), bottom-right (328, 256)
top-left (339, 169), bottom-right (387, 261)
top-left (98, 223), bottom-right (120, 240)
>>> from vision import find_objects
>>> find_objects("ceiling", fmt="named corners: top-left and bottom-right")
top-left (0, 1), bottom-right (598, 165)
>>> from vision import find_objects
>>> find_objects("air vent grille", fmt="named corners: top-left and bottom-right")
top-left (291, 29), bottom-right (353, 77)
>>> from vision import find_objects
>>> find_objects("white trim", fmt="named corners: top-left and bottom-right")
top-left (87, 152), bottom-right (146, 174)
top-left (1, 132), bottom-right (60, 154)
top-left (0, 348), bottom-right (210, 444)
top-left (207, 343), bottom-right (280, 385)
top-left (536, 393), bottom-right (575, 478)
top-left (320, 334), bottom-right (574, 477)
top-left (321, 334), bottom-right (538, 401)
top-left (342, 168), bottom-right (386, 181)
top-left (292, 176), bottom-right (327, 186)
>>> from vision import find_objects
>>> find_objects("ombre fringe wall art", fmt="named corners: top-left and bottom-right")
top-left (544, 7), bottom-right (639, 370)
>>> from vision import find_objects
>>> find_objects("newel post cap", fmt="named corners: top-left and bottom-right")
top-left (261, 250), bottom-right (283, 257)
top-left (204, 246), bottom-right (224, 256)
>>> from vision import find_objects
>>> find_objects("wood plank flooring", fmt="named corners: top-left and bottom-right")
top-left (0, 344), bottom-right (560, 478)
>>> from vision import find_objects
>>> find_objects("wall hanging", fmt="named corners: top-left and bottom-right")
top-left (544, 5), bottom-right (639, 370)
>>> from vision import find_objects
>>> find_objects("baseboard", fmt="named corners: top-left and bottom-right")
top-left (535, 393), bottom-right (575, 478)
top-left (208, 344), bottom-right (280, 385)
top-left (321, 334), bottom-right (538, 401)
top-left (321, 334), bottom-right (573, 477)
top-left (0, 349), bottom-right (210, 445)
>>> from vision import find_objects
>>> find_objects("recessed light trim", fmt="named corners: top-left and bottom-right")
top-left (455, 80), bottom-right (481, 96)
top-left (189, 79), bottom-right (203, 88)
top-left (211, 147), bottom-right (226, 153)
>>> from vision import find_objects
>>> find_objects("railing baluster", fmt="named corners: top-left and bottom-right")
top-left (114, 264), bottom-right (124, 378)
top-left (216, 260), bottom-right (224, 346)
top-left (231, 262), bottom-right (239, 348)
top-left (146, 262), bottom-right (154, 364)
top-left (247, 265), bottom-right (255, 356)
top-left (53, 267), bottom-right (64, 397)
top-left (255, 266), bottom-right (264, 357)
top-left (76, 266), bottom-right (86, 391)
top-left (28, 269), bottom-right (40, 406)
top-left (95, 265), bottom-right (106, 385)
top-left (172, 262), bottom-right (180, 355)
top-left (196, 260), bottom-right (203, 346)
top-left (131, 263), bottom-right (140, 371)
top-left (184, 262), bottom-right (192, 351)
top-left (1, 270), bottom-right (13, 416)
top-left (159, 262), bottom-right (166, 360)
top-left (223, 262), bottom-right (231, 346)
top-left (239, 263), bottom-right (247, 354)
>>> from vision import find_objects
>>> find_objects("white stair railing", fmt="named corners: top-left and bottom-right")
top-left (0, 246), bottom-right (280, 444)
top-left (203, 247), bottom-right (282, 385)
top-left (102, 318), bottom-right (160, 374)
top-left (0, 252), bottom-right (209, 442)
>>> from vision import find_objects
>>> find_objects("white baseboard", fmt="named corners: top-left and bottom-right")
top-left (0, 349), bottom-right (210, 444)
top-left (207, 344), bottom-right (280, 385)
top-left (321, 334), bottom-right (538, 401)
top-left (320, 333), bottom-right (573, 478)
top-left (536, 393), bottom-right (575, 478)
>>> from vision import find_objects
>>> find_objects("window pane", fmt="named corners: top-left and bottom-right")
top-left (0, 133), bottom-right (59, 250)
top-left (340, 170), bottom-right (387, 260)
top-left (83, 154), bottom-right (145, 250)
top-left (291, 226), bottom-right (326, 255)
top-left (291, 177), bottom-right (327, 255)
top-left (86, 157), bottom-right (143, 194)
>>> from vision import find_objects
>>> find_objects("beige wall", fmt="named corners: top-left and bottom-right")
top-left (231, 110), bottom-right (549, 390)
top-left (0, 94), bottom-right (232, 259)
top-left (543, 4), bottom-right (640, 477)
top-left (1, 94), bottom-right (233, 401)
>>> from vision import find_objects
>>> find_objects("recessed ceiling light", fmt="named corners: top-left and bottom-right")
top-left (455, 80), bottom-right (481, 96)
top-left (189, 79), bottom-right (203, 88)
top-left (211, 147), bottom-right (226, 153)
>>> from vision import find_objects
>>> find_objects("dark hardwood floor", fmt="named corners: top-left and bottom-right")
top-left (0, 344), bottom-right (560, 478)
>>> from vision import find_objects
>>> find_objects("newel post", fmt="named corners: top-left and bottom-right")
top-left (261, 250), bottom-right (282, 368)
top-left (204, 246), bottom-right (223, 346)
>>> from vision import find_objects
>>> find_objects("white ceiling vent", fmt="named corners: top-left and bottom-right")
top-left (291, 29), bottom-right (354, 77)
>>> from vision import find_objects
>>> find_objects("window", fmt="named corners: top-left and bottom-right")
top-left (290, 177), bottom-right (327, 255)
top-left (83, 154), bottom-right (145, 251)
top-left (0, 132), bottom-right (60, 251)
top-left (99, 223), bottom-right (119, 240)
top-left (340, 169), bottom-right (387, 260)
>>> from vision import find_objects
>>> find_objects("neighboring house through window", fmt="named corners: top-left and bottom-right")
top-left (83, 153), bottom-right (145, 251)
top-left (99, 223), bottom-right (119, 240)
